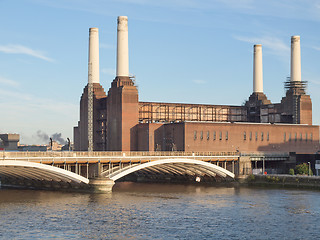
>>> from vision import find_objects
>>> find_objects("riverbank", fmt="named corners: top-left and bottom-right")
top-left (244, 174), bottom-right (320, 190)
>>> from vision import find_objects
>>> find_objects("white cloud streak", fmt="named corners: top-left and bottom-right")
top-left (0, 89), bottom-right (32, 101)
top-left (234, 35), bottom-right (290, 56)
top-left (0, 44), bottom-right (54, 62)
top-left (0, 88), bottom-right (77, 113)
top-left (0, 76), bottom-right (20, 87)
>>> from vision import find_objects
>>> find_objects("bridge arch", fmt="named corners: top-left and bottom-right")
top-left (0, 160), bottom-right (89, 186)
top-left (105, 158), bottom-right (235, 181)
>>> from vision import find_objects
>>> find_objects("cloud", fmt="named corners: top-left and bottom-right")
top-left (101, 68), bottom-right (116, 76)
top-left (215, 0), bottom-right (254, 10)
top-left (233, 35), bottom-right (290, 56)
top-left (192, 79), bottom-right (207, 84)
top-left (312, 46), bottom-right (320, 51)
top-left (116, 0), bottom-right (254, 10)
top-left (0, 76), bottom-right (20, 87)
top-left (0, 44), bottom-right (54, 62)
top-left (30, 0), bottom-right (320, 24)
top-left (0, 88), bottom-right (77, 114)
top-left (0, 89), bottom-right (32, 101)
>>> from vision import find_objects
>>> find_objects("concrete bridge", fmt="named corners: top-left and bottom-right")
top-left (0, 151), bottom-right (290, 191)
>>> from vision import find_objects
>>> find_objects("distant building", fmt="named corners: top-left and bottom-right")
top-left (74, 17), bottom-right (319, 154)
top-left (0, 134), bottom-right (20, 151)
top-left (18, 141), bottom-right (64, 152)
top-left (49, 141), bottom-right (62, 151)
top-left (18, 145), bottom-right (47, 152)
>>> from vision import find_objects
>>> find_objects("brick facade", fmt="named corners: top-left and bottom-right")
top-left (74, 79), bottom-right (319, 153)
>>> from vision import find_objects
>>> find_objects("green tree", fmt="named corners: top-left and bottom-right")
top-left (295, 163), bottom-right (313, 175)
top-left (289, 168), bottom-right (295, 175)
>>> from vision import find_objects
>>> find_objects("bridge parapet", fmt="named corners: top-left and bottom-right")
top-left (1, 154), bottom-right (240, 166)
top-left (1, 151), bottom-right (239, 159)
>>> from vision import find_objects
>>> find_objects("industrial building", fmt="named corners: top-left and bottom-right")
top-left (74, 16), bottom-right (319, 154)
top-left (0, 134), bottom-right (20, 151)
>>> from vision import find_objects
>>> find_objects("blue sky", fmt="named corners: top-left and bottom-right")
top-left (1, 0), bottom-right (320, 144)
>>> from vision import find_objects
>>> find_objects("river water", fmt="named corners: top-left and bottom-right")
top-left (0, 182), bottom-right (319, 239)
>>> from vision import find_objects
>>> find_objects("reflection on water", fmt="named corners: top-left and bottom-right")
top-left (0, 182), bottom-right (320, 239)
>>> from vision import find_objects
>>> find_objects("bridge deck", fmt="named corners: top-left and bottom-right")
top-left (1, 151), bottom-right (240, 164)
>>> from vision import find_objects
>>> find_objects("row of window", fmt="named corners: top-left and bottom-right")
top-left (194, 131), bottom-right (228, 141)
top-left (243, 131), bottom-right (269, 141)
top-left (193, 130), bottom-right (314, 142)
top-left (283, 132), bottom-right (312, 142)
top-left (193, 131), bottom-right (269, 141)
top-left (193, 131), bottom-right (313, 141)
top-left (242, 131), bottom-right (312, 141)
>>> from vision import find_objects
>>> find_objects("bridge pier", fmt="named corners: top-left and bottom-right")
top-left (89, 177), bottom-right (115, 192)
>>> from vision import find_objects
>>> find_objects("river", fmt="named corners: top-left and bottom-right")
top-left (0, 182), bottom-right (319, 239)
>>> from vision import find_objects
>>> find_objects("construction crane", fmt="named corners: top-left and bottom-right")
top-left (88, 63), bottom-right (93, 151)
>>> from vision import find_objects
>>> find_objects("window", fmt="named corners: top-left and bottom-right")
top-left (213, 131), bottom-right (216, 140)
top-left (289, 133), bottom-right (291, 141)
top-left (284, 132), bottom-right (286, 141)
top-left (267, 132), bottom-right (269, 141)
top-left (255, 132), bottom-right (258, 141)
top-left (226, 131), bottom-right (228, 140)
top-left (294, 133), bottom-right (297, 141)
top-left (200, 131), bottom-right (203, 140)
top-left (194, 131), bottom-right (197, 140)
top-left (305, 133), bottom-right (308, 142)
top-left (250, 132), bottom-right (252, 141)
top-left (300, 133), bottom-right (302, 141)
top-left (207, 131), bottom-right (210, 140)
top-left (261, 132), bottom-right (264, 141)
top-left (244, 131), bottom-right (246, 140)
top-left (310, 133), bottom-right (313, 141)
top-left (219, 131), bottom-right (222, 140)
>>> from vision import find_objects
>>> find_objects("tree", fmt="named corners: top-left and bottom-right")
top-left (289, 168), bottom-right (295, 175)
top-left (295, 163), bottom-right (312, 175)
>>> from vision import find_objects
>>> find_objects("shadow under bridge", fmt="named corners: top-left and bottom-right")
top-left (102, 158), bottom-right (235, 182)
top-left (0, 160), bottom-right (89, 189)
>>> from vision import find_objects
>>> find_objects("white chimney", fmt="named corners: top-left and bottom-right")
top-left (253, 44), bottom-right (263, 93)
top-left (88, 28), bottom-right (100, 84)
top-left (116, 16), bottom-right (129, 77)
top-left (290, 35), bottom-right (301, 82)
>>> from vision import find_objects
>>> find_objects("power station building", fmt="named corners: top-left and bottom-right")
top-left (74, 16), bottom-right (319, 154)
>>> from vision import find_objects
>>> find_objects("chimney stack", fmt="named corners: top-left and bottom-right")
top-left (116, 16), bottom-right (129, 77)
top-left (253, 44), bottom-right (263, 93)
top-left (290, 36), bottom-right (301, 82)
top-left (88, 28), bottom-right (100, 84)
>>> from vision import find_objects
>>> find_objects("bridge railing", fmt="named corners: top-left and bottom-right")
top-left (1, 151), bottom-right (239, 159)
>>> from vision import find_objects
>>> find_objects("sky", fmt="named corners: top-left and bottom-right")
top-left (1, 0), bottom-right (320, 145)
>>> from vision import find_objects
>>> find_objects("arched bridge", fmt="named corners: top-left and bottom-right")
top-left (0, 151), bottom-right (241, 191)
top-left (104, 158), bottom-right (235, 181)
top-left (0, 160), bottom-right (89, 189)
